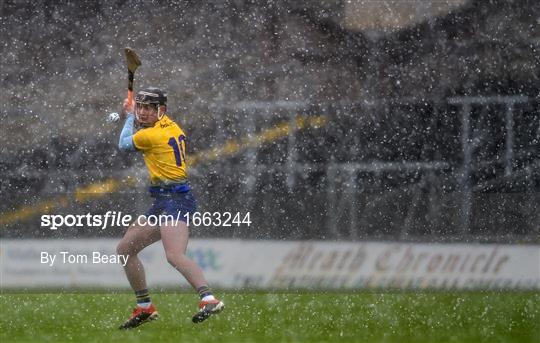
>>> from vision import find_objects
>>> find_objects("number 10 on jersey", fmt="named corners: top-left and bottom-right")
top-left (168, 135), bottom-right (186, 167)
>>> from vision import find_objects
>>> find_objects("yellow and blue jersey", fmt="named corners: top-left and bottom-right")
top-left (132, 115), bottom-right (188, 186)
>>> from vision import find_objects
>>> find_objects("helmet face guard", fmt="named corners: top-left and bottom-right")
top-left (135, 88), bottom-right (167, 122)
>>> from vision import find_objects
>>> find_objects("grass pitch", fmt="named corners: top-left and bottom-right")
top-left (1, 291), bottom-right (538, 342)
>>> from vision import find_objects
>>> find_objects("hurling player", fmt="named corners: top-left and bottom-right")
top-left (116, 87), bottom-right (224, 329)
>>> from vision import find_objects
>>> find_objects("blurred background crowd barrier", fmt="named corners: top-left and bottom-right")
top-left (1, 0), bottom-right (539, 243)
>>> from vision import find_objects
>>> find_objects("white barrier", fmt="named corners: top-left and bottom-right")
top-left (1, 239), bottom-right (538, 290)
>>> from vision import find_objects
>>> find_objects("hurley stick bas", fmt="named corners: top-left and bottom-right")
top-left (125, 47), bottom-right (142, 108)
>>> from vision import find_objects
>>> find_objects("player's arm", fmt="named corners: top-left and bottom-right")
top-left (118, 114), bottom-right (136, 151)
top-left (118, 98), bottom-right (137, 151)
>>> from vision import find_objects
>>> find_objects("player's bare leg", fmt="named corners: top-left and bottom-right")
top-left (160, 221), bottom-right (207, 288)
top-left (117, 221), bottom-right (161, 291)
top-left (117, 221), bottom-right (161, 329)
top-left (160, 220), bottom-right (224, 323)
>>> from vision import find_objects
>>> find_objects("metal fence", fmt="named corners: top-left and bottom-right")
top-left (191, 96), bottom-right (539, 242)
top-left (1, 96), bottom-right (539, 242)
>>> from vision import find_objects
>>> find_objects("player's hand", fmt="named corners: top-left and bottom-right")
top-left (122, 98), bottom-right (134, 115)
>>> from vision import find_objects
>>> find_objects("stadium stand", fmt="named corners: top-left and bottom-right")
top-left (1, 0), bottom-right (538, 241)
